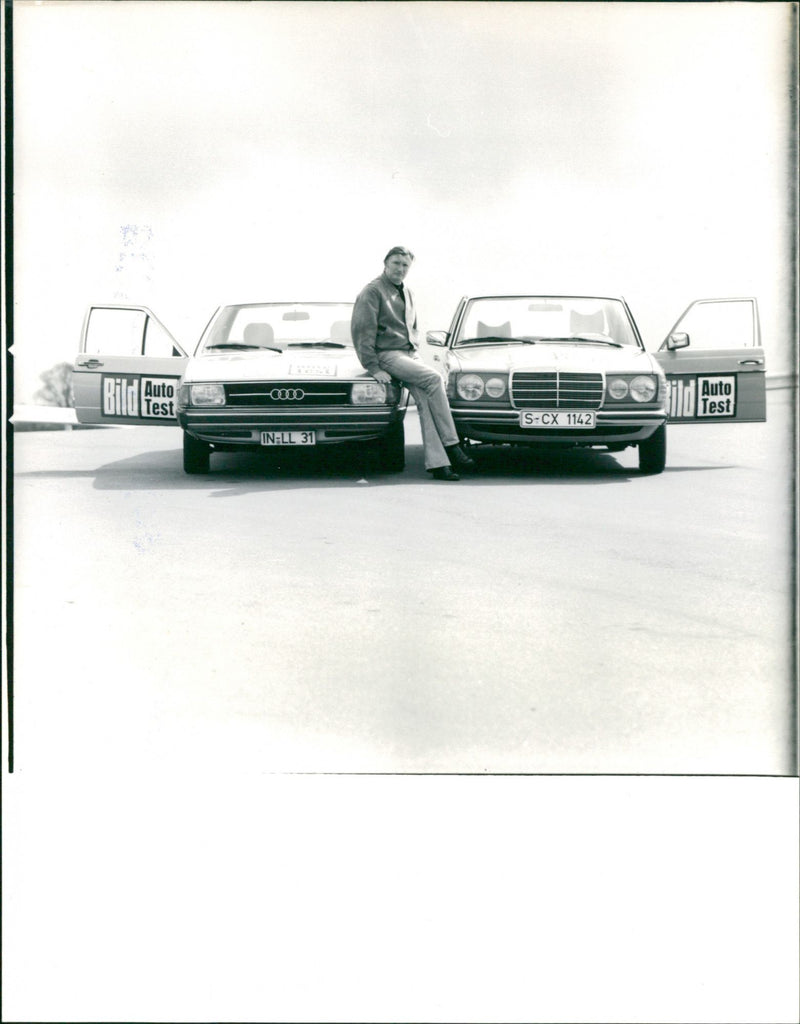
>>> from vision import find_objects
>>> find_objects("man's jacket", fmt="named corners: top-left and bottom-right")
top-left (351, 273), bottom-right (419, 376)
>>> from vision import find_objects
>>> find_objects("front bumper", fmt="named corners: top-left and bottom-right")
top-left (451, 407), bottom-right (666, 446)
top-left (177, 405), bottom-right (405, 446)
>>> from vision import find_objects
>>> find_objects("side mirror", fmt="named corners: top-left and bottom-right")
top-left (426, 330), bottom-right (448, 347)
top-left (666, 332), bottom-right (690, 351)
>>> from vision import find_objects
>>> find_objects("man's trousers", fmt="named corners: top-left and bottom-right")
top-left (376, 349), bottom-right (460, 471)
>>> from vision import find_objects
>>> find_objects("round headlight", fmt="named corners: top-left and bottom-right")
top-left (630, 375), bottom-right (657, 402)
top-left (457, 374), bottom-right (485, 401)
top-left (485, 376), bottom-right (507, 399)
top-left (607, 378), bottom-right (629, 400)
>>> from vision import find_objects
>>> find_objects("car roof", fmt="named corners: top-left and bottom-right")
top-left (463, 294), bottom-right (626, 301)
top-left (219, 300), bottom-right (354, 308)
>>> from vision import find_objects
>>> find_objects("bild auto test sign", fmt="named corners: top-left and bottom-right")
top-left (666, 374), bottom-right (737, 420)
top-left (102, 375), bottom-right (179, 419)
top-left (99, 371), bottom-right (738, 423)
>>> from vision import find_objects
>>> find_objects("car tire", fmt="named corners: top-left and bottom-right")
top-left (638, 424), bottom-right (666, 474)
top-left (375, 421), bottom-right (405, 472)
top-left (183, 431), bottom-right (211, 474)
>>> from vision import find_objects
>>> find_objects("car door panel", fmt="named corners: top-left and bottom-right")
top-left (73, 305), bottom-right (188, 426)
top-left (73, 355), bottom-right (188, 425)
top-left (656, 298), bottom-right (766, 423)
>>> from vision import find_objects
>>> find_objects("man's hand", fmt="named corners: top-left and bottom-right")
top-left (373, 370), bottom-right (392, 384)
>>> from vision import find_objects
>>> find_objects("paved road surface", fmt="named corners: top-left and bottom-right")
top-left (10, 390), bottom-right (796, 773)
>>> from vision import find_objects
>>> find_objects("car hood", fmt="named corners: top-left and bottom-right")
top-left (183, 347), bottom-right (370, 383)
top-left (447, 342), bottom-right (660, 374)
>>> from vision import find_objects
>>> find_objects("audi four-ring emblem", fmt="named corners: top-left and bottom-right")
top-left (269, 387), bottom-right (305, 401)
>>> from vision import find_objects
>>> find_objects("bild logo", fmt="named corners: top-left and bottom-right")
top-left (667, 374), bottom-right (736, 419)
top-left (102, 375), bottom-right (178, 419)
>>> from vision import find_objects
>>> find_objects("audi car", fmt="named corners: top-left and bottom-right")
top-left (425, 294), bottom-right (766, 474)
top-left (73, 301), bottom-right (408, 474)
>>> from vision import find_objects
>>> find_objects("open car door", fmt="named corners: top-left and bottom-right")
top-left (656, 298), bottom-right (766, 423)
top-left (73, 305), bottom-right (189, 426)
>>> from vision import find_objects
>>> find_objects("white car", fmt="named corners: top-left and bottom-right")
top-left (73, 301), bottom-right (408, 474)
top-left (426, 295), bottom-right (766, 473)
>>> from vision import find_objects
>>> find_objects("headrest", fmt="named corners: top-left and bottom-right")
top-left (330, 320), bottom-right (352, 344)
top-left (476, 320), bottom-right (511, 338)
top-left (570, 310), bottom-right (605, 335)
top-left (243, 323), bottom-right (275, 346)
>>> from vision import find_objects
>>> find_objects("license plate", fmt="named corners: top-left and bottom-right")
top-left (520, 410), bottom-right (596, 428)
top-left (288, 364), bottom-right (336, 376)
top-left (260, 430), bottom-right (316, 445)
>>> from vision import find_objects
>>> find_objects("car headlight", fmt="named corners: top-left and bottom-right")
top-left (189, 383), bottom-right (226, 406)
top-left (485, 376), bottom-right (507, 399)
top-left (457, 374), bottom-right (485, 401)
top-left (351, 380), bottom-right (387, 405)
top-left (607, 377), bottom-right (629, 400)
top-left (630, 375), bottom-right (658, 402)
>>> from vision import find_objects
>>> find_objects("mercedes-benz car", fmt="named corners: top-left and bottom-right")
top-left (426, 295), bottom-right (766, 474)
top-left (73, 301), bottom-right (408, 474)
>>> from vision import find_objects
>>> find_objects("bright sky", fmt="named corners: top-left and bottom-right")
top-left (12, 0), bottom-right (796, 400)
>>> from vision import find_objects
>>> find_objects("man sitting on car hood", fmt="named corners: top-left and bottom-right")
top-left (351, 245), bottom-right (475, 481)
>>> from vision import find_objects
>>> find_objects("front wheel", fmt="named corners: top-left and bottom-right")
top-left (375, 421), bottom-right (405, 472)
top-left (638, 424), bottom-right (666, 474)
top-left (183, 431), bottom-right (211, 474)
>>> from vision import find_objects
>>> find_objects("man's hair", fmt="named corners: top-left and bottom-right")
top-left (384, 246), bottom-right (414, 262)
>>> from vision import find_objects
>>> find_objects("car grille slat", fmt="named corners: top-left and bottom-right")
top-left (511, 372), bottom-right (603, 409)
top-left (224, 381), bottom-right (351, 407)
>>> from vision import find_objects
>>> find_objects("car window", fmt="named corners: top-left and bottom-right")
top-left (669, 299), bottom-right (758, 350)
top-left (85, 307), bottom-right (146, 355)
top-left (200, 303), bottom-right (354, 351)
top-left (456, 298), bottom-right (638, 346)
top-left (84, 307), bottom-right (180, 356)
top-left (143, 316), bottom-right (181, 357)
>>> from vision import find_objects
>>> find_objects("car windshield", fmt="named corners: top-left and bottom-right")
top-left (198, 302), bottom-right (355, 353)
top-left (455, 297), bottom-right (639, 348)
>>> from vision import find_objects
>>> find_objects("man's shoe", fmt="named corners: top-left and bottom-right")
top-left (446, 444), bottom-right (477, 471)
top-left (429, 466), bottom-right (460, 481)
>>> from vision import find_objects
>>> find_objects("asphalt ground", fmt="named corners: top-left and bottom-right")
top-left (9, 388), bottom-right (796, 775)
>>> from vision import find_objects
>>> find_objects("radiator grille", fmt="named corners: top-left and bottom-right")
top-left (224, 381), bottom-right (351, 407)
top-left (511, 372), bottom-right (603, 409)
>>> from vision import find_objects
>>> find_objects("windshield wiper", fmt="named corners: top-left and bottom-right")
top-left (288, 342), bottom-right (348, 348)
top-left (204, 342), bottom-right (283, 352)
top-left (539, 336), bottom-right (623, 348)
top-left (458, 336), bottom-right (538, 346)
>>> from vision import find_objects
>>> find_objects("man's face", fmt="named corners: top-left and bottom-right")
top-left (383, 255), bottom-right (412, 286)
